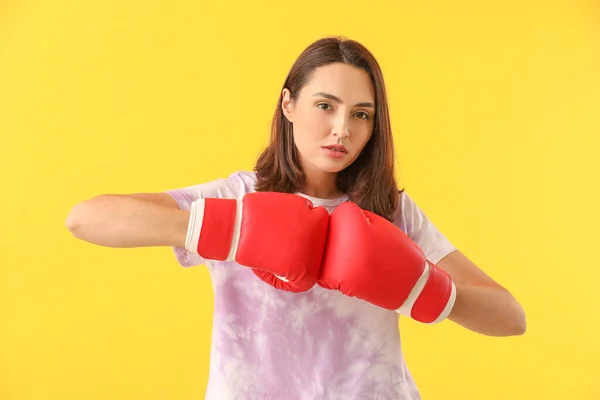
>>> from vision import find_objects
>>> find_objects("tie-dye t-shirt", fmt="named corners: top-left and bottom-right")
top-left (166, 171), bottom-right (456, 400)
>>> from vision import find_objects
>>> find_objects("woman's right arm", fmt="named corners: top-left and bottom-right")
top-left (65, 193), bottom-right (190, 248)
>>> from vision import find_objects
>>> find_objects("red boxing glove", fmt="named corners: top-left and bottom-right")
top-left (185, 192), bottom-right (329, 292)
top-left (318, 201), bottom-right (456, 324)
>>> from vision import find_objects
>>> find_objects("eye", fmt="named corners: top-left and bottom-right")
top-left (355, 111), bottom-right (370, 120)
top-left (317, 103), bottom-right (332, 111)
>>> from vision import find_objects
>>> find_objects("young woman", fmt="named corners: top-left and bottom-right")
top-left (66, 36), bottom-right (526, 400)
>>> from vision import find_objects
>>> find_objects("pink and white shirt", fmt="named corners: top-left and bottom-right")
top-left (167, 170), bottom-right (456, 400)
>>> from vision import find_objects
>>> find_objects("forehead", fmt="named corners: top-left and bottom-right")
top-left (301, 63), bottom-right (375, 102)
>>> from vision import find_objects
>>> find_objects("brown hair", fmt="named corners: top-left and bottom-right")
top-left (254, 36), bottom-right (402, 221)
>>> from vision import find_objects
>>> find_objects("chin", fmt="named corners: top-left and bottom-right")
top-left (314, 160), bottom-right (353, 174)
top-left (301, 152), bottom-right (357, 174)
top-left (321, 166), bottom-right (345, 174)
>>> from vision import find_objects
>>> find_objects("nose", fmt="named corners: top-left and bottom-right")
top-left (333, 114), bottom-right (350, 139)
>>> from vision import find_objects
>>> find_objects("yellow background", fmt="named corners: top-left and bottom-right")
top-left (1, 0), bottom-right (599, 399)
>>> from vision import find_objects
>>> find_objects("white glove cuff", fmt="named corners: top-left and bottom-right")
top-left (185, 199), bottom-right (205, 255)
top-left (429, 281), bottom-right (456, 324)
top-left (396, 262), bottom-right (430, 316)
top-left (226, 200), bottom-right (244, 262)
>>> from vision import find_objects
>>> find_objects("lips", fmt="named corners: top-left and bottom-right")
top-left (322, 145), bottom-right (349, 159)
top-left (322, 145), bottom-right (348, 154)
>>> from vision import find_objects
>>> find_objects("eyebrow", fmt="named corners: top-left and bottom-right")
top-left (313, 92), bottom-right (375, 109)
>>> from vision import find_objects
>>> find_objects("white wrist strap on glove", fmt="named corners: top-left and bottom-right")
top-left (184, 199), bottom-right (246, 263)
top-left (395, 262), bottom-right (457, 324)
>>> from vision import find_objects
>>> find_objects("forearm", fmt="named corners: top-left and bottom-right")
top-left (448, 283), bottom-right (526, 337)
top-left (66, 195), bottom-right (189, 248)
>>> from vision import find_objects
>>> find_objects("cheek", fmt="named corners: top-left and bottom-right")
top-left (354, 124), bottom-right (373, 146)
top-left (297, 109), bottom-right (329, 139)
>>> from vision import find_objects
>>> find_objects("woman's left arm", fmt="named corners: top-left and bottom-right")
top-left (437, 250), bottom-right (527, 337)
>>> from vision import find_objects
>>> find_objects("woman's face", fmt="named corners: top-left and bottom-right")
top-left (282, 62), bottom-right (376, 175)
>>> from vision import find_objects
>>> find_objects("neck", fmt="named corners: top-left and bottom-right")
top-left (301, 170), bottom-right (343, 199)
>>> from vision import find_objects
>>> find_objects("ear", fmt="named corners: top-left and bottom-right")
top-left (281, 88), bottom-right (294, 123)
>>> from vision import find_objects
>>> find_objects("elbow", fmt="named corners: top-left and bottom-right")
top-left (505, 301), bottom-right (527, 336)
top-left (513, 306), bottom-right (527, 336)
top-left (65, 196), bottom-right (104, 238)
top-left (65, 201), bottom-right (86, 237)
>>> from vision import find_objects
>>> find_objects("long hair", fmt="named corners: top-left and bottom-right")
top-left (254, 36), bottom-right (402, 221)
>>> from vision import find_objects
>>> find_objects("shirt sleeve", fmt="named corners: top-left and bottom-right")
top-left (164, 172), bottom-right (253, 268)
top-left (394, 191), bottom-right (457, 265)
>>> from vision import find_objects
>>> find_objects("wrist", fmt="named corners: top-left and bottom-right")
top-left (398, 262), bottom-right (457, 324)
top-left (186, 198), bottom-right (239, 260)
top-left (185, 199), bottom-right (205, 253)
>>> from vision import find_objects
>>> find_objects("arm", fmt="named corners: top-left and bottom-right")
top-left (65, 193), bottom-right (189, 248)
top-left (438, 250), bottom-right (527, 337)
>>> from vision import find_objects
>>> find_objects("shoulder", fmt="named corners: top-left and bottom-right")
top-left (392, 190), bottom-right (416, 234)
top-left (393, 190), bottom-right (437, 235)
top-left (393, 190), bottom-right (457, 264)
top-left (165, 170), bottom-right (257, 210)
top-left (227, 170), bottom-right (259, 192)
